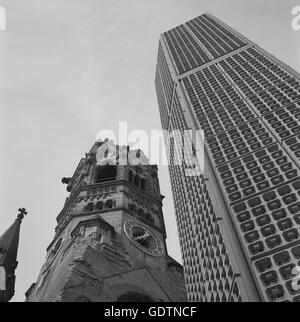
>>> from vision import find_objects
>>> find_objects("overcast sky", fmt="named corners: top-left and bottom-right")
top-left (0, 0), bottom-right (299, 302)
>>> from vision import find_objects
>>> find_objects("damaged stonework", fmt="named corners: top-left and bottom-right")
top-left (25, 141), bottom-right (187, 302)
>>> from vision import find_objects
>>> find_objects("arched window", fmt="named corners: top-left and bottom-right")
top-left (134, 175), bottom-right (140, 186)
top-left (85, 202), bottom-right (94, 212)
top-left (45, 237), bottom-right (63, 267)
top-left (129, 204), bottom-right (136, 213)
top-left (140, 178), bottom-right (146, 191)
top-left (105, 199), bottom-right (113, 209)
top-left (95, 201), bottom-right (104, 211)
top-left (117, 292), bottom-right (155, 302)
top-left (138, 209), bottom-right (145, 218)
top-left (146, 213), bottom-right (154, 224)
top-left (128, 170), bottom-right (133, 183)
top-left (95, 165), bottom-right (117, 183)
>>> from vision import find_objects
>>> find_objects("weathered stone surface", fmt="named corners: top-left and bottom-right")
top-left (26, 143), bottom-right (187, 302)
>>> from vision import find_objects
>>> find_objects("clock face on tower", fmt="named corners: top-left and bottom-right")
top-left (124, 221), bottom-right (164, 257)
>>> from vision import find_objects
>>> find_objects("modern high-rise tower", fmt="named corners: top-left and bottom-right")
top-left (25, 140), bottom-right (186, 302)
top-left (155, 13), bottom-right (300, 302)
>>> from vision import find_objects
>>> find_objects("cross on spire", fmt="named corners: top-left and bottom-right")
top-left (17, 208), bottom-right (27, 221)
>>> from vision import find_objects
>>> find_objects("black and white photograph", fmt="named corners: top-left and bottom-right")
top-left (1, 0), bottom-right (300, 308)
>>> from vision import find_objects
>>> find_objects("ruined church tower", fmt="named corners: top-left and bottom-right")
top-left (25, 139), bottom-right (187, 302)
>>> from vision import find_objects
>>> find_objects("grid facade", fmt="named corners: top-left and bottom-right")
top-left (155, 13), bottom-right (300, 302)
top-left (167, 94), bottom-right (246, 301)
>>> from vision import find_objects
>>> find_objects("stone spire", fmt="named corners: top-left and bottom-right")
top-left (0, 208), bottom-right (27, 302)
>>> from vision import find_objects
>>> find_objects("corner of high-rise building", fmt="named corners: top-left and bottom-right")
top-left (155, 12), bottom-right (300, 302)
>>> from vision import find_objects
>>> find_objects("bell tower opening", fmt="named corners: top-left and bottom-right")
top-left (95, 165), bottom-right (117, 183)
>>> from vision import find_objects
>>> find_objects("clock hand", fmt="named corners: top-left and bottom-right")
top-left (134, 231), bottom-right (150, 241)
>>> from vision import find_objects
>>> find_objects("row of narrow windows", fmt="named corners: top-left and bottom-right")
top-left (128, 170), bottom-right (147, 191)
top-left (83, 199), bottom-right (115, 212)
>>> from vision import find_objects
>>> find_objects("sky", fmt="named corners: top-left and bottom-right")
top-left (0, 0), bottom-right (299, 302)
